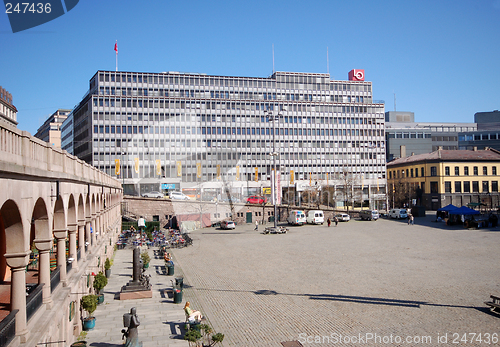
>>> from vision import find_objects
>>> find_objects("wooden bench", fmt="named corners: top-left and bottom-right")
top-left (484, 294), bottom-right (500, 313)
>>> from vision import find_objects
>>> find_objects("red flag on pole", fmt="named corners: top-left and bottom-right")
top-left (114, 41), bottom-right (118, 54)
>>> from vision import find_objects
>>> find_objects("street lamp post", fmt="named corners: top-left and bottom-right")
top-left (265, 110), bottom-right (282, 230)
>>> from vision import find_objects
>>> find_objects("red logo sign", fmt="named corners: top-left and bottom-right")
top-left (348, 69), bottom-right (365, 81)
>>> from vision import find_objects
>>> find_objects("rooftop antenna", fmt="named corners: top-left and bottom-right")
top-left (394, 92), bottom-right (397, 111)
top-left (272, 43), bottom-right (275, 74)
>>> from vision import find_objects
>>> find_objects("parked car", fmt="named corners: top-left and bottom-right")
top-left (247, 195), bottom-right (267, 204)
top-left (169, 191), bottom-right (190, 200)
top-left (288, 210), bottom-right (307, 225)
top-left (336, 213), bottom-right (351, 222)
top-left (389, 208), bottom-right (408, 219)
top-left (220, 220), bottom-right (236, 229)
top-left (141, 191), bottom-right (164, 198)
top-left (306, 210), bottom-right (324, 225)
top-left (359, 210), bottom-right (380, 221)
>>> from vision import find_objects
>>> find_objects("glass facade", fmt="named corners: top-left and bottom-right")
top-left (72, 70), bottom-right (386, 197)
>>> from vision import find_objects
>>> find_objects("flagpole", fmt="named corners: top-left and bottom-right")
top-left (115, 40), bottom-right (118, 71)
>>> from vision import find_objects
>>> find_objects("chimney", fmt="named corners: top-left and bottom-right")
top-left (438, 146), bottom-right (443, 150)
top-left (411, 152), bottom-right (415, 156)
top-left (473, 146), bottom-right (478, 151)
top-left (400, 145), bottom-right (406, 158)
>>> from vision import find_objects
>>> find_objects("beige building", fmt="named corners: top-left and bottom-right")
top-left (387, 148), bottom-right (500, 210)
top-left (34, 109), bottom-right (70, 147)
top-left (0, 86), bottom-right (17, 127)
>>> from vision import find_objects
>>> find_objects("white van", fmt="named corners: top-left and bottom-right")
top-left (389, 208), bottom-right (408, 219)
top-left (288, 210), bottom-right (306, 225)
top-left (359, 210), bottom-right (379, 221)
top-left (307, 210), bottom-right (324, 225)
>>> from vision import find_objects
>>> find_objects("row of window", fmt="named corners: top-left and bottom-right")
top-left (92, 97), bottom-right (383, 115)
top-left (96, 72), bottom-right (372, 93)
top-left (460, 133), bottom-right (500, 141)
top-left (389, 165), bottom-right (498, 179)
top-left (93, 124), bottom-right (384, 138)
top-left (443, 181), bottom-right (498, 193)
top-left (92, 110), bottom-right (383, 126)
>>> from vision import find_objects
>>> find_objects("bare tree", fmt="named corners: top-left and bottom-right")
top-left (338, 168), bottom-right (360, 213)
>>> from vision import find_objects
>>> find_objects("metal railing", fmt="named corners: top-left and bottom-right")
top-left (26, 283), bottom-right (43, 322)
top-left (0, 309), bottom-right (18, 347)
top-left (50, 266), bottom-right (60, 292)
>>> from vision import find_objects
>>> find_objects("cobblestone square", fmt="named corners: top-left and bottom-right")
top-left (173, 214), bottom-right (500, 346)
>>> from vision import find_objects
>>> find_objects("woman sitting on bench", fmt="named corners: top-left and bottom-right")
top-left (184, 301), bottom-right (203, 322)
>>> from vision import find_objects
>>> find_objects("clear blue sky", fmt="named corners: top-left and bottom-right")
top-left (1, 0), bottom-right (499, 135)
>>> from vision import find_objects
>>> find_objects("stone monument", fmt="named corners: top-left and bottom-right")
top-left (120, 247), bottom-right (152, 300)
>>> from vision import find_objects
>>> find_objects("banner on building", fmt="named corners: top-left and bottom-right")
top-left (290, 170), bottom-right (294, 184)
top-left (196, 162), bottom-right (202, 178)
top-left (176, 161), bottom-right (182, 177)
top-left (134, 158), bottom-right (139, 174)
top-left (156, 160), bottom-right (161, 176)
top-left (217, 164), bottom-right (221, 179)
top-left (254, 167), bottom-right (258, 182)
top-left (276, 170), bottom-right (281, 205)
top-left (115, 159), bottom-right (120, 176)
top-left (236, 165), bottom-right (240, 181)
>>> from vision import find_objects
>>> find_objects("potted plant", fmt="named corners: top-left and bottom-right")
top-left (80, 294), bottom-right (98, 331)
top-left (184, 328), bottom-right (202, 347)
top-left (104, 258), bottom-right (112, 278)
top-left (93, 272), bottom-right (108, 304)
top-left (141, 250), bottom-right (150, 269)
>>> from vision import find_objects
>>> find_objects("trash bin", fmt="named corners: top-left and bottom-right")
top-left (166, 261), bottom-right (174, 276)
top-left (70, 341), bottom-right (87, 347)
top-left (175, 277), bottom-right (184, 290)
top-left (173, 286), bottom-right (182, 304)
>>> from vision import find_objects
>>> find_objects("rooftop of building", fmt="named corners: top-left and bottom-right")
top-left (387, 148), bottom-right (500, 166)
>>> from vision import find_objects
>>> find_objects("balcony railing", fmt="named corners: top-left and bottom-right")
top-left (50, 266), bottom-right (60, 292)
top-left (66, 260), bottom-right (73, 274)
top-left (0, 309), bottom-right (18, 347)
top-left (26, 284), bottom-right (43, 322)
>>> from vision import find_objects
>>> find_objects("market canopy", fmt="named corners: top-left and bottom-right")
top-left (438, 204), bottom-right (458, 212)
top-left (449, 206), bottom-right (481, 215)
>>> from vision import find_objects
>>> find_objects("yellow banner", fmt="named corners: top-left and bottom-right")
top-left (176, 161), bottom-right (182, 177)
top-left (309, 172), bottom-right (312, 185)
top-left (263, 187), bottom-right (271, 195)
top-left (236, 166), bottom-right (240, 181)
top-left (115, 159), bottom-right (120, 176)
top-left (290, 170), bottom-right (294, 184)
top-left (156, 159), bottom-right (161, 176)
top-left (196, 162), bottom-right (202, 178)
top-left (326, 172), bottom-right (328, 185)
top-left (217, 164), bottom-right (221, 179)
top-left (134, 158), bottom-right (139, 174)
top-left (254, 167), bottom-right (258, 182)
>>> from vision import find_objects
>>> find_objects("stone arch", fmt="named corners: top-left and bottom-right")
top-left (31, 197), bottom-right (51, 243)
top-left (0, 200), bottom-right (24, 282)
top-left (53, 197), bottom-right (66, 232)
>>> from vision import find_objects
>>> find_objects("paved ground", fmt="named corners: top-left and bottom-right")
top-left (172, 213), bottom-right (500, 346)
top-left (84, 245), bottom-right (189, 347)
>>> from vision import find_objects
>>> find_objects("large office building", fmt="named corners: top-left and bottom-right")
top-left (458, 110), bottom-right (500, 151)
top-left (69, 69), bottom-right (387, 208)
top-left (385, 111), bottom-right (476, 162)
top-left (0, 86), bottom-right (17, 127)
top-left (34, 108), bottom-right (70, 147)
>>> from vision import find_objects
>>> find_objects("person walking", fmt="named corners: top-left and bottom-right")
top-left (410, 214), bottom-right (414, 225)
top-left (327, 218), bottom-right (331, 227)
top-left (334, 216), bottom-right (338, 227)
top-left (254, 220), bottom-right (258, 231)
top-left (407, 213), bottom-right (411, 225)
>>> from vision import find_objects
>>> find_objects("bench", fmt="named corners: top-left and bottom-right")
top-left (484, 294), bottom-right (500, 313)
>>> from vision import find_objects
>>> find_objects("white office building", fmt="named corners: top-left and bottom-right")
top-left (70, 69), bottom-right (387, 208)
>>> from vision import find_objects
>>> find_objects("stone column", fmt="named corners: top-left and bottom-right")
top-left (4, 252), bottom-right (29, 341)
top-left (68, 223), bottom-right (78, 270)
top-left (34, 238), bottom-right (53, 307)
top-left (85, 218), bottom-right (92, 250)
top-left (53, 229), bottom-right (67, 284)
top-left (78, 221), bottom-right (85, 259)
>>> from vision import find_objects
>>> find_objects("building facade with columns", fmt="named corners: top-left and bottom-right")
top-left (0, 121), bottom-right (122, 346)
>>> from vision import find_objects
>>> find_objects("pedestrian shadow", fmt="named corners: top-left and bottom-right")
top-left (163, 321), bottom-right (187, 339)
